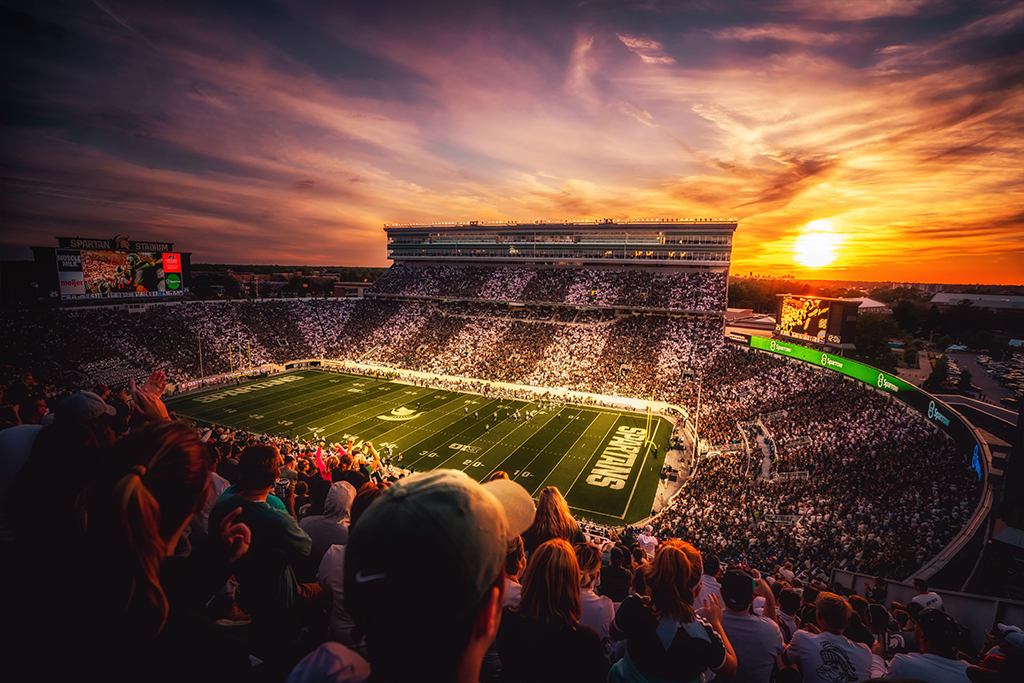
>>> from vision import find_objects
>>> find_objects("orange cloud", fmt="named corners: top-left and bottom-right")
top-left (1, 1), bottom-right (1020, 285)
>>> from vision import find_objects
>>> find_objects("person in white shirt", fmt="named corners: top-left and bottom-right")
top-left (576, 542), bottom-right (615, 643)
top-left (910, 578), bottom-right (945, 612)
top-left (782, 592), bottom-right (880, 683)
top-left (637, 524), bottom-right (658, 559)
top-left (882, 609), bottom-right (970, 682)
top-left (778, 589), bottom-right (801, 644)
top-left (700, 554), bottom-right (724, 611)
top-left (717, 569), bottom-right (785, 683)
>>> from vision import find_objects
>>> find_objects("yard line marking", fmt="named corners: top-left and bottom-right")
top-left (561, 414), bottom-right (626, 515)
top-left (441, 402), bottom-right (558, 472)
top-left (622, 418), bottom-right (660, 520)
top-left (530, 410), bottom-right (606, 494)
top-left (463, 405), bottom-right (567, 475)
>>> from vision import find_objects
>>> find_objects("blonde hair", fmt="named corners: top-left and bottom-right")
top-left (522, 486), bottom-right (579, 552)
top-left (105, 422), bottom-right (211, 631)
top-left (517, 539), bottom-right (582, 630)
top-left (816, 592), bottom-right (853, 630)
top-left (644, 539), bottom-right (702, 622)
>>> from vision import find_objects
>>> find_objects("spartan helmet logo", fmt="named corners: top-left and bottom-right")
top-left (113, 234), bottom-right (130, 250)
top-left (816, 640), bottom-right (858, 683)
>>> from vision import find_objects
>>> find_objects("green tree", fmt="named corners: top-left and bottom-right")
top-left (936, 335), bottom-right (952, 351)
top-left (924, 304), bottom-right (943, 335)
top-left (892, 299), bottom-right (928, 335)
top-left (958, 368), bottom-right (973, 391)
top-left (903, 348), bottom-right (918, 367)
top-left (852, 312), bottom-right (901, 372)
top-left (926, 355), bottom-right (949, 390)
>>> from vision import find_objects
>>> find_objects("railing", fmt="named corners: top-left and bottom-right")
top-left (749, 339), bottom-right (995, 588)
top-left (830, 569), bottom-right (1024, 652)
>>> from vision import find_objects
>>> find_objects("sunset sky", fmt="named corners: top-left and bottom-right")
top-left (2, 0), bottom-right (1022, 283)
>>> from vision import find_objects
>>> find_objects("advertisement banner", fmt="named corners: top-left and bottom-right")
top-left (55, 249), bottom-right (86, 296)
top-left (162, 252), bottom-right (183, 291)
top-left (749, 336), bottom-right (973, 446)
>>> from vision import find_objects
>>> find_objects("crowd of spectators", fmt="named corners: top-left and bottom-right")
top-left (0, 259), bottom-right (1004, 681)
top-left (651, 346), bottom-right (978, 581)
top-left (367, 264), bottom-right (728, 312)
top-left (0, 363), bottom-right (1015, 681)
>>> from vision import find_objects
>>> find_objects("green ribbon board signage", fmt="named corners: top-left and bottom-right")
top-left (748, 335), bottom-right (969, 445)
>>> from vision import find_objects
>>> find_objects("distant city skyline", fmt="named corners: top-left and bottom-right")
top-left (2, 0), bottom-right (1021, 283)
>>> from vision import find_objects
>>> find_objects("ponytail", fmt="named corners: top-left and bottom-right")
top-left (112, 465), bottom-right (170, 628)
top-left (98, 422), bottom-right (212, 634)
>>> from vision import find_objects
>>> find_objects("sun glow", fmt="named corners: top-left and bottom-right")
top-left (793, 220), bottom-right (842, 268)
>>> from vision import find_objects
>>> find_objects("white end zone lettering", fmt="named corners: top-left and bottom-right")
top-left (193, 374), bottom-right (304, 403)
top-left (586, 425), bottom-right (648, 489)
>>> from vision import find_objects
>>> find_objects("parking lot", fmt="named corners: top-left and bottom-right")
top-left (947, 351), bottom-right (1022, 408)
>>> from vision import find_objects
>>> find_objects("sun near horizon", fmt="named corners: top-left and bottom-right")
top-left (793, 220), bottom-right (844, 270)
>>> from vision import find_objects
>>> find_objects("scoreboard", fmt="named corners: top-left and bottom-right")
top-left (33, 238), bottom-right (192, 302)
top-left (775, 295), bottom-right (860, 349)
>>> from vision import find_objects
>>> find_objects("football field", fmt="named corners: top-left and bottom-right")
top-left (166, 370), bottom-right (668, 525)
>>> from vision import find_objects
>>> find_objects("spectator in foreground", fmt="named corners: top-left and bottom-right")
top-left (209, 444), bottom-right (316, 659)
top-left (778, 589), bottom-right (801, 643)
top-left (600, 546), bottom-right (633, 603)
top-left (576, 541), bottom-right (615, 645)
top-left (637, 524), bottom-right (658, 559)
top-left (316, 482), bottom-right (388, 657)
top-left (35, 421), bottom-right (248, 682)
top-left (610, 539), bottom-right (738, 683)
top-left (883, 608), bottom-right (970, 681)
top-left (298, 480), bottom-right (355, 568)
top-left (700, 553), bottom-right (724, 612)
top-left (497, 538), bottom-right (609, 683)
top-left (717, 569), bottom-right (784, 683)
top-left (782, 592), bottom-right (879, 683)
top-left (291, 470), bottom-right (536, 683)
top-left (911, 577), bottom-right (945, 611)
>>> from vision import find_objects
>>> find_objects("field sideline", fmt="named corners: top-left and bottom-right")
top-left (166, 370), bottom-right (669, 525)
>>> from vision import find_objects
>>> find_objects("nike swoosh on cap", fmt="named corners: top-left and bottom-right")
top-left (355, 570), bottom-right (387, 583)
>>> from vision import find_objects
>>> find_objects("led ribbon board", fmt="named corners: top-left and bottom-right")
top-left (749, 336), bottom-right (978, 469)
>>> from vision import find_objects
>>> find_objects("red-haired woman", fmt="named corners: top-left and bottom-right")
top-left (497, 538), bottom-right (609, 683)
top-left (609, 539), bottom-right (738, 683)
top-left (45, 421), bottom-right (249, 681)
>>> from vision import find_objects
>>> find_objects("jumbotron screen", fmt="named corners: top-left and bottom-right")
top-left (776, 296), bottom-right (832, 345)
top-left (55, 249), bottom-right (189, 300)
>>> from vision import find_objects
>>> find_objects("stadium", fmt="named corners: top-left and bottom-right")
top-left (2, 220), bottom-right (1019, 681)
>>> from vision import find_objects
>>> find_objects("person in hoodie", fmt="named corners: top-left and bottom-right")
top-left (299, 480), bottom-right (356, 568)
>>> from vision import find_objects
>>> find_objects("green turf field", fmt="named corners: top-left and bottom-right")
top-left (166, 370), bottom-right (669, 525)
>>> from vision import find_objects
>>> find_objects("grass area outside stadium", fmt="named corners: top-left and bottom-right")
top-left (166, 369), bottom-right (669, 526)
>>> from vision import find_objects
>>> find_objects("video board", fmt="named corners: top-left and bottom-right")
top-left (776, 296), bottom-right (833, 344)
top-left (53, 249), bottom-right (189, 300)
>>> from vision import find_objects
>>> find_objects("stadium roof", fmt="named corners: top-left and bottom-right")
top-left (841, 297), bottom-right (889, 313)
top-left (931, 293), bottom-right (1024, 310)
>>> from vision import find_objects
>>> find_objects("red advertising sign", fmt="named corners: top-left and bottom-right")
top-left (162, 253), bottom-right (182, 273)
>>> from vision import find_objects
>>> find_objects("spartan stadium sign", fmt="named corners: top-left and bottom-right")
top-left (586, 426), bottom-right (648, 490)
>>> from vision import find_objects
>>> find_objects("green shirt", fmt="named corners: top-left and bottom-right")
top-left (209, 494), bottom-right (311, 617)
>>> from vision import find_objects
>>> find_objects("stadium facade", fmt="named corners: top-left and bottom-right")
top-left (384, 218), bottom-right (737, 268)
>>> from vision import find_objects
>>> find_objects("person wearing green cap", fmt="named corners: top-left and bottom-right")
top-left (287, 469), bottom-right (536, 683)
